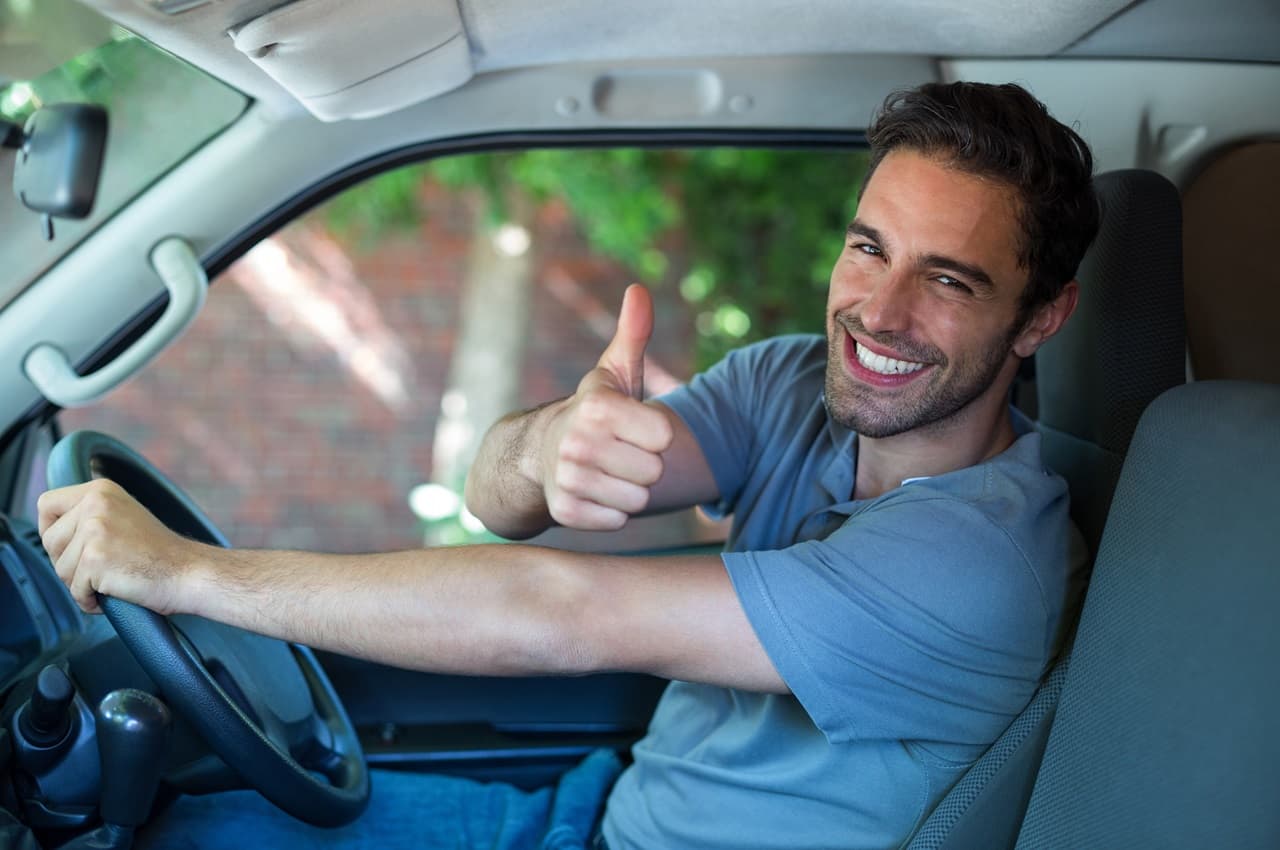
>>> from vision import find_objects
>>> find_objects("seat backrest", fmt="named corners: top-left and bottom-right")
top-left (1036, 169), bottom-right (1186, 556)
top-left (906, 655), bottom-right (1070, 850)
top-left (906, 169), bottom-right (1187, 850)
top-left (1015, 381), bottom-right (1280, 848)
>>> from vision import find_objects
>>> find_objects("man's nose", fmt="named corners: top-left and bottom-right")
top-left (858, 271), bottom-right (917, 333)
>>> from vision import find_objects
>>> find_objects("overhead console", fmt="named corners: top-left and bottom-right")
top-left (227, 0), bottom-right (473, 121)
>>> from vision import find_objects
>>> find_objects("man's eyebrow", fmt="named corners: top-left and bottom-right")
top-left (845, 220), bottom-right (884, 245)
top-left (920, 253), bottom-right (996, 294)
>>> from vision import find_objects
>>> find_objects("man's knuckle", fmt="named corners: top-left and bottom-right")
top-left (83, 491), bottom-right (111, 514)
top-left (625, 487), bottom-right (651, 514)
top-left (81, 515), bottom-right (109, 536)
top-left (547, 492), bottom-right (575, 519)
top-left (89, 478), bottom-right (118, 497)
top-left (559, 434), bottom-right (592, 464)
top-left (82, 539), bottom-right (107, 563)
top-left (578, 393), bottom-right (610, 423)
top-left (639, 455), bottom-right (665, 486)
top-left (554, 463), bottom-right (582, 494)
top-left (655, 417), bottom-right (675, 448)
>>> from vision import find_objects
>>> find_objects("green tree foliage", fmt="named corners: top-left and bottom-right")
top-left (323, 146), bottom-right (869, 369)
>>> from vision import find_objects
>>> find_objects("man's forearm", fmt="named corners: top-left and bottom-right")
top-left (465, 400), bottom-right (568, 540)
top-left (186, 543), bottom-right (590, 677)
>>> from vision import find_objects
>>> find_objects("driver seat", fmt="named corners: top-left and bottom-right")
top-left (906, 169), bottom-right (1186, 849)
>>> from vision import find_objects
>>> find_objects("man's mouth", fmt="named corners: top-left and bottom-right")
top-left (842, 334), bottom-right (934, 387)
top-left (854, 340), bottom-right (928, 375)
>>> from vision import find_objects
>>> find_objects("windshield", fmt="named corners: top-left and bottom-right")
top-left (0, 0), bottom-right (248, 307)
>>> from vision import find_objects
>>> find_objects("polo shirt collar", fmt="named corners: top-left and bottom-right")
top-left (819, 391), bottom-right (859, 504)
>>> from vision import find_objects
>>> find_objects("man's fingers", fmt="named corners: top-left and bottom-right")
top-left (36, 482), bottom-right (96, 536)
top-left (597, 284), bottom-right (654, 400)
top-left (68, 554), bottom-right (101, 615)
top-left (611, 402), bottom-right (675, 455)
top-left (546, 490), bottom-right (630, 532)
top-left (53, 525), bottom-right (87, 597)
top-left (40, 507), bottom-right (80, 564)
top-left (553, 462), bottom-right (652, 515)
top-left (590, 439), bottom-right (665, 487)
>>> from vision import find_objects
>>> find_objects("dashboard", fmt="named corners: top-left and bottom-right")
top-left (0, 514), bottom-right (82, 694)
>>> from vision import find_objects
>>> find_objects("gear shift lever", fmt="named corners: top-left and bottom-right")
top-left (96, 689), bottom-right (172, 829)
top-left (57, 689), bottom-right (172, 850)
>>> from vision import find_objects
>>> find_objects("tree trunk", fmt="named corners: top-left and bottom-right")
top-left (428, 199), bottom-right (534, 538)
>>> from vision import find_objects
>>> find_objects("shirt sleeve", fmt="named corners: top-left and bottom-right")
top-left (723, 493), bottom-right (1051, 746)
top-left (657, 335), bottom-right (823, 517)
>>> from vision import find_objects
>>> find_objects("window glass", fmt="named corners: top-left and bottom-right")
top-left (0, 0), bottom-right (248, 305)
top-left (60, 147), bottom-right (869, 553)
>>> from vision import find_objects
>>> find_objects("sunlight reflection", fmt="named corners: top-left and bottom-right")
top-left (231, 229), bottom-right (414, 413)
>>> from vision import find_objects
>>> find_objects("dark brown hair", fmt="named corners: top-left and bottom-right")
top-left (865, 82), bottom-right (1100, 319)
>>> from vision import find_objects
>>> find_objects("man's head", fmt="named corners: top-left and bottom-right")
top-left (825, 81), bottom-right (1099, 439)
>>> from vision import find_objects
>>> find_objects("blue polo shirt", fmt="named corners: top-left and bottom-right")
top-left (602, 335), bottom-right (1084, 850)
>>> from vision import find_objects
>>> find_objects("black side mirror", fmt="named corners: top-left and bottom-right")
top-left (3, 102), bottom-right (108, 238)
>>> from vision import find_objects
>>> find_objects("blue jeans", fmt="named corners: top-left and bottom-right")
top-left (134, 749), bottom-right (621, 850)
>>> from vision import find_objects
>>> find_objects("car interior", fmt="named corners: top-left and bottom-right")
top-left (0, 0), bottom-right (1278, 848)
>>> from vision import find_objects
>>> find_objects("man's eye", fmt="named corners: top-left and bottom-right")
top-left (935, 275), bottom-right (973, 294)
top-left (853, 243), bottom-right (882, 257)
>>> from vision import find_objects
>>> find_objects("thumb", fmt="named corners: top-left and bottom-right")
top-left (598, 284), bottom-right (653, 399)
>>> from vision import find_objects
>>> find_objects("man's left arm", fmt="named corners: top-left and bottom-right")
top-left (38, 479), bottom-right (787, 693)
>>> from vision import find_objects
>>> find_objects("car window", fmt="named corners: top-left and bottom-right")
top-left (60, 146), bottom-right (868, 554)
top-left (0, 0), bottom-right (248, 307)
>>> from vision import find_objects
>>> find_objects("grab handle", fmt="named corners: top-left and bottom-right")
top-left (24, 237), bottom-right (208, 407)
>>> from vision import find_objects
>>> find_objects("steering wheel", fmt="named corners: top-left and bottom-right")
top-left (47, 430), bottom-right (370, 828)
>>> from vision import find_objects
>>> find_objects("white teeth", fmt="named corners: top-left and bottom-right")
top-left (855, 342), bottom-right (927, 375)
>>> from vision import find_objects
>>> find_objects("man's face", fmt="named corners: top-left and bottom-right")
top-left (825, 149), bottom-right (1031, 438)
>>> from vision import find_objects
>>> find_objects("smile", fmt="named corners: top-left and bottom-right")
top-left (840, 334), bottom-right (935, 389)
top-left (854, 341), bottom-right (928, 376)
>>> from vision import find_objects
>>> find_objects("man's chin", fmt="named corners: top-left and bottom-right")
top-left (838, 410), bottom-right (922, 439)
top-left (825, 381), bottom-right (920, 437)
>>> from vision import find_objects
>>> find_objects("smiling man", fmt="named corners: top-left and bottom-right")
top-left (39, 82), bottom-right (1097, 849)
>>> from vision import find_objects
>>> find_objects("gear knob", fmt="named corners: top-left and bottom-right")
top-left (96, 689), bottom-right (172, 828)
top-left (18, 665), bottom-right (75, 748)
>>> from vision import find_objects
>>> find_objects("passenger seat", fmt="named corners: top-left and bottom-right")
top-left (1014, 380), bottom-right (1280, 848)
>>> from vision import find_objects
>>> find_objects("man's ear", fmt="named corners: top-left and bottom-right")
top-left (1012, 280), bottom-right (1079, 359)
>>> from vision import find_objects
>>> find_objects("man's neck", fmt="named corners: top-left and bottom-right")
top-left (852, 395), bottom-right (1019, 501)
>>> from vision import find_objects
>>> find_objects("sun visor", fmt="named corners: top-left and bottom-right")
top-left (228, 0), bottom-right (472, 121)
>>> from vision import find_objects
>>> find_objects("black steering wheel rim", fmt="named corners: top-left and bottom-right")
top-left (48, 429), bottom-right (370, 828)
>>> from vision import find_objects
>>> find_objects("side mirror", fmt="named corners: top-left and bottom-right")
top-left (4, 103), bottom-right (108, 237)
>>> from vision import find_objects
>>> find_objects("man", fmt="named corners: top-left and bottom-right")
top-left (39, 81), bottom-right (1097, 849)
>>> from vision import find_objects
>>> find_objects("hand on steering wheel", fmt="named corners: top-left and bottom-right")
top-left (46, 430), bottom-right (369, 828)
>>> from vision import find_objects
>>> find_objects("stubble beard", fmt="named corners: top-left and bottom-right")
top-left (823, 313), bottom-right (1019, 439)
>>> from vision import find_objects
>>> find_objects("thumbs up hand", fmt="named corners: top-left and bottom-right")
top-left (540, 285), bottom-right (675, 530)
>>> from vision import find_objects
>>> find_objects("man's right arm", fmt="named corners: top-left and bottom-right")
top-left (465, 285), bottom-right (719, 539)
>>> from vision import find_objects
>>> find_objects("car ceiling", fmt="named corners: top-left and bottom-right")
top-left (79, 0), bottom-right (1280, 121)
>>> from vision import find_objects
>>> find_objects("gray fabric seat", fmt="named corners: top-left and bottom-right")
top-left (1035, 169), bottom-right (1187, 557)
top-left (1015, 380), bottom-right (1280, 848)
top-left (905, 169), bottom-right (1185, 850)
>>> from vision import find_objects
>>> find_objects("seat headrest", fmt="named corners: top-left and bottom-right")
top-left (1035, 169), bottom-right (1186, 553)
